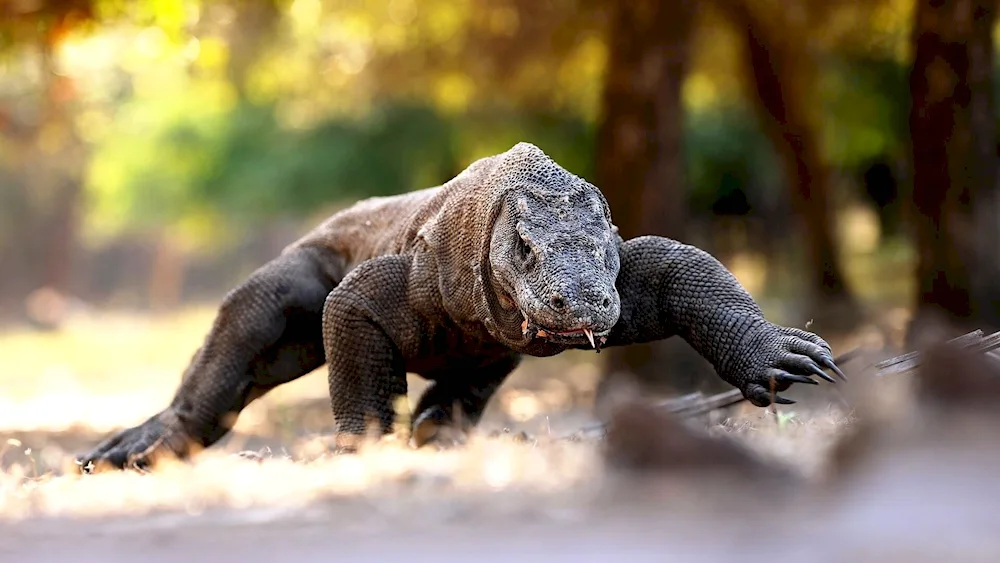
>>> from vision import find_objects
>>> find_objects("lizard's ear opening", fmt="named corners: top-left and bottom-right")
top-left (515, 234), bottom-right (537, 271)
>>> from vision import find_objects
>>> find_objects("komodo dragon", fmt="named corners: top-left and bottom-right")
top-left (76, 142), bottom-right (844, 472)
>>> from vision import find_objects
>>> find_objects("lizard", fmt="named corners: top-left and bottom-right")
top-left (75, 142), bottom-right (845, 472)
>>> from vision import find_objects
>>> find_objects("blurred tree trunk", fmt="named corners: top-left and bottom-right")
top-left (595, 0), bottom-right (724, 399)
top-left (907, 0), bottom-right (1000, 345)
top-left (0, 111), bottom-right (34, 314)
top-left (32, 23), bottom-right (83, 293)
top-left (597, 0), bottom-right (691, 238)
top-left (719, 0), bottom-right (858, 330)
top-left (30, 21), bottom-right (87, 328)
top-left (225, 0), bottom-right (280, 100)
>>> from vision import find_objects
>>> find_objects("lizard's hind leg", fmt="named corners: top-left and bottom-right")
top-left (410, 354), bottom-right (521, 448)
top-left (76, 244), bottom-right (347, 472)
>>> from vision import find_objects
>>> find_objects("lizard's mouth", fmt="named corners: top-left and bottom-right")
top-left (519, 316), bottom-right (610, 348)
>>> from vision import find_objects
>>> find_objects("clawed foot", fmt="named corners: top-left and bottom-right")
top-left (75, 409), bottom-right (195, 474)
top-left (739, 323), bottom-right (846, 407)
top-left (409, 407), bottom-right (470, 449)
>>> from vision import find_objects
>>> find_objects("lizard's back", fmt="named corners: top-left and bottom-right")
top-left (288, 186), bottom-right (445, 269)
top-left (286, 150), bottom-right (504, 277)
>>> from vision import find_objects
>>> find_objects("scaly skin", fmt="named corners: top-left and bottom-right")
top-left (76, 142), bottom-right (844, 472)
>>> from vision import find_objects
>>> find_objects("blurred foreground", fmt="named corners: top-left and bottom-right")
top-left (3, 308), bottom-right (1000, 561)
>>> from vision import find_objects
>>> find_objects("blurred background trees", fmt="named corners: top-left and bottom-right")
top-left (1, 0), bottom-right (997, 393)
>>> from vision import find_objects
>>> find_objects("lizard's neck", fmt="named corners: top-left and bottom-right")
top-left (478, 260), bottom-right (528, 346)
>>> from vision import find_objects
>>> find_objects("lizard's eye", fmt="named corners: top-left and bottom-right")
top-left (516, 236), bottom-right (533, 265)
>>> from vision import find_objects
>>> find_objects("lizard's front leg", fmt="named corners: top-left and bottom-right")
top-left (322, 255), bottom-right (423, 450)
top-left (605, 236), bottom-right (845, 406)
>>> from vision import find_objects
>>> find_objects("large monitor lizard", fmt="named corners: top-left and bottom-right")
top-left (76, 142), bottom-right (844, 472)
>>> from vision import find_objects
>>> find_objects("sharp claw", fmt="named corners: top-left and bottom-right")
top-left (778, 373), bottom-right (819, 386)
top-left (584, 329), bottom-right (595, 349)
top-left (773, 395), bottom-right (796, 405)
top-left (821, 356), bottom-right (848, 381)
top-left (805, 360), bottom-right (836, 383)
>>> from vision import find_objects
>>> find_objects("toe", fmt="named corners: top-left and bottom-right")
top-left (767, 368), bottom-right (819, 387)
top-left (785, 341), bottom-right (843, 382)
top-left (777, 353), bottom-right (835, 383)
top-left (746, 381), bottom-right (797, 408)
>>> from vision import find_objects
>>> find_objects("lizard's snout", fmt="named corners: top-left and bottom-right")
top-left (524, 284), bottom-right (619, 342)
top-left (548, 291), bottom-right (614, 313)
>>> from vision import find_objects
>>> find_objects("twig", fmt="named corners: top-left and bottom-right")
top-left (559, 330), bottom-right (1000, 442)
top-left (559, 389), bottom-right (747, 441)
top-left (874, 329), bottom-right (1000, 376)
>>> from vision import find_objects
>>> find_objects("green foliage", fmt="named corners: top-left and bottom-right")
top-left (84, 96), bottom-right (606, 234)
top-left (685, 103), bottom-right (783, 216)
top-left (199, 102), bottom-right (456, 218)
top-left (819, 55), bottom-right (910, 167)
top-left (86, 98), bottom-right (457, 238)
top-left (456, 108), bottom-right (596, 179)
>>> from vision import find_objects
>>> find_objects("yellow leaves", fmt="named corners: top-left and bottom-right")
top-left (134, 26), bottom-right (170, 61)
top-left (531, 33), bottom-right (608, 116)
top-left (288, 0), bottom-right (323, 36)
top-left (488, 5), bottom-right (520, 37)
top-left (340, 12), bottom-right (375, 43)
top-left (685, 7), bottom-right (745, 114)
top-left (555, 35), bottom-right (606, 119)
top-left (374, 23), bottom-right (408, 52)
top-left (682, 73), bottom-right (720, 114)
top-left (425, 0), bottom-right (467, 44)
top-left (335, 43), bottom-right (371, 75)
top-left (198, 79), bottom-right (238, 113)
top-left (387, 0), bottom-right (418, 26)
top-left (870, 0), bottom-right (914, 62)
top-left (192, 36), bottom-right (228, 72)
top-left (373, 0), bottom-right (420, 51)
top-left (768, 0), bottom-right (914, 62)
top-left (245, 52), bottom-right (289, 104)
top-left (289, 0), bottom-right (323, 28)
top-left (433, 72), bottom-right (475, 114)
top-left (181, 37), bottom-right (201, 63)
top-left (146, 0), bottom-right (189, 38)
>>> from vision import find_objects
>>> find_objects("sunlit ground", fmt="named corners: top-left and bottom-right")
top-left (0, 302), bottom-right (858, 523)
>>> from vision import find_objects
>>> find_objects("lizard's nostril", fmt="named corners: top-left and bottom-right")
top-left (550, 294), bottom-right (567, 310)
top-left (602, 296), bottom-right (611, 308)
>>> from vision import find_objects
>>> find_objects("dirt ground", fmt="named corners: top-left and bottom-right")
top-left (2, 307), bottom-right (998, 561)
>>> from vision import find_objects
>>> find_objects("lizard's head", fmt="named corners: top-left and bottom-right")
top-left (485, 143), bottom-right (621, 348)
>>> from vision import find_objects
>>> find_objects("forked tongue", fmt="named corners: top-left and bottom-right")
top-left (584, 329), bottom-right (595, 349)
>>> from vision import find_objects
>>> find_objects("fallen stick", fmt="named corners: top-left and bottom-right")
top-left (563, 389), bottom-right (747, 440)
top-left (559, 329), bottom-right (1000, 441)
top-left (873, 329), bottom-right (1000, 375)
